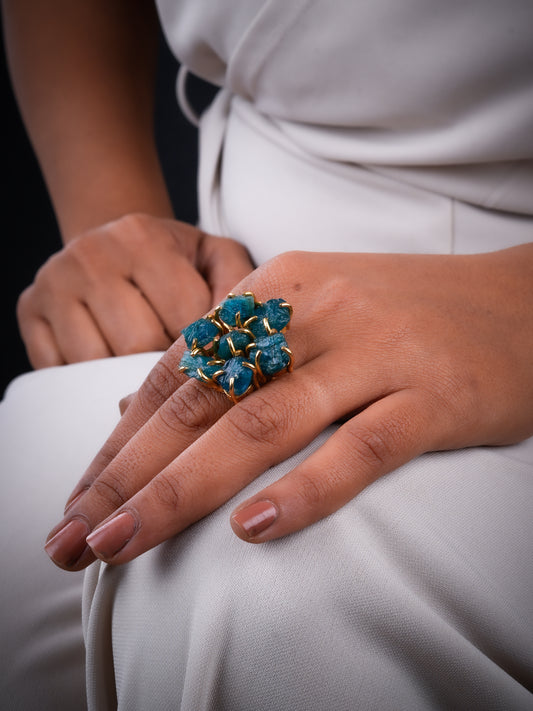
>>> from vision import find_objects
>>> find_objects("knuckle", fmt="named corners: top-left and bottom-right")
top-left (138, 359), bottom-right (181, 412)
top-left (109, 213), bottom-right (145, 241)
top-left (345, 421), bottom-right (398, 470)
top-left (157, 381), bottom-right (219, 435)
top-left (274, 250), bottom-right (305, 272)
top-left (65, 232), bottom-right (98, 262)
top-left (62, 235), bottom-right (107, 286)
top-left (91, 475), bottom-right (130, 510)
top-left (267, 250), bottom-right (304, 284)
top-left (295, 471), bottom-right (332, 508)
top-left (107, 213), bottom-right (159, 252)
top-left (149, 472), bottom-right (184, 513)
top-left (245, 250), bottom-right (304, 295)
top-left (28, 256), bottom-right (60, 293)
top-left (227, 393), bottom-right (286, 447)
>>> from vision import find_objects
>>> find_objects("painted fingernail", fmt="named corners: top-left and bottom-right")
top-left (231, 500), bottom-right (278, 539)
top-left (86, 511), bottom-right (137, 560)
top-left (45, 518), bottom-right (91, 567)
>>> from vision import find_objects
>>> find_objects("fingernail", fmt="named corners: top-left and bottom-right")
top-left (45, 518), bottom-right (91, 567)
top-left (86, 511), bottom-right (137, 560)
top-left (231, 500), bottom-right (278, 539)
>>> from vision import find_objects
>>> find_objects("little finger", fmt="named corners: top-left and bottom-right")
top-left (18, 314), bottom-right (64, 369)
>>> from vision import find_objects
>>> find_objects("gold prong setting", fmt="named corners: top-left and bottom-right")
top-left (179, 293), bottom-right (293, 403)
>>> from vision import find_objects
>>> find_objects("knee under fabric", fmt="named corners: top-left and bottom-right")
top-left (84, 426), bottom-right (533, 710)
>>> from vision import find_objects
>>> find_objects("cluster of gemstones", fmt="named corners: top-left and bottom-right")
top-left (179, 292), bottom-right (293, 402)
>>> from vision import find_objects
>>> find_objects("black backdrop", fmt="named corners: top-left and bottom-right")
top-left (1, 18), bottom-right (216, 397)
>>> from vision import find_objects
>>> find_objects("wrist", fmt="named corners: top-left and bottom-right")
top-left (52, 144), bottom-right (175, 243)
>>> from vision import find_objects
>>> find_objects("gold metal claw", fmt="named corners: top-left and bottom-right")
top-left (280, 346), bottom-right (294, 372)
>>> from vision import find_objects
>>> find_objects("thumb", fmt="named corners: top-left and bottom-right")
top-left (229, 390), bottom-right (439, 543)
top-left (198, 235), bottom-right (255, 306)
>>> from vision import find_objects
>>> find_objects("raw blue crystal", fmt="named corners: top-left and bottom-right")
top-left (264, 298), bottom-right (291, 331)
top-left (217, 330), bottom-right (253, 360)
top-left (248, 298), bottom-right (291, 337)
top-left (182, 318), bottom-right (220, 348)
top-left (247, 313), bottom-right (269, 339)
top-left (219, 294), bottom-right (255, 327)
top-left (179, 350), bottom-right (223, 381)
top-left (217, 356), bottom-right (254, 397)
top-left (248, 333), bottom-right (290, 376)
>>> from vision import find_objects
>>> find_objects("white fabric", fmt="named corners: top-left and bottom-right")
top-left (156, 0), bottom-right (533, 214)
top-left (1, 1), bottom-right (532, 709)
top-left (213, 93), bottom-right (533, 264)
top-left (0, 353), bottom-right (162, 710)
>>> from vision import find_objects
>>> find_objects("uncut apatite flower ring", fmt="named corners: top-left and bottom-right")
top-left (179, 292), bottom-right (294, 403)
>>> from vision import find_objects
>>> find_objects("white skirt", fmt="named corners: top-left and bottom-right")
top-left (1, 91), bottom-right (532, 710)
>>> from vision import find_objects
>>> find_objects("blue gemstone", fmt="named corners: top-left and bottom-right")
top-left (248, 333), bottom-right (290, 376)
top-left (217, 330), bottom-right (253, 360)
top-left (217, 356), bottom-right (254, 397)
top-left (219, 294), bottom-right (255, 327)
top-left (179, 351), bottom-right (222, 381)
top-left (247, 313), bottom-right (269, 339)
top-left (264, 298), bottom-right (291, 331)
top-left (248, 298), bottom-right (291, 337)
top-left (182, 318), bottom-right (220, 348)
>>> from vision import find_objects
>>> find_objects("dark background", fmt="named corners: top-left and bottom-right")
top-left (1, 18), bottom-right (216, 397)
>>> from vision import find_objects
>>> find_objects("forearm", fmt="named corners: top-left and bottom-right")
top-left (2, 0), bottom-right (173, 242)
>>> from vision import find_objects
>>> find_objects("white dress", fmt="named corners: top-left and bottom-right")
top-left (1, 1), bottom-right (532, 709)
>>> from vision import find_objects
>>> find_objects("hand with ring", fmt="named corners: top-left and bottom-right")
top-left (44, 245), bottom-right (533, 570)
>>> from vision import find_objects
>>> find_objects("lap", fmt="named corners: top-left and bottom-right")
top-left (83, 426), bottom-right (533, 710)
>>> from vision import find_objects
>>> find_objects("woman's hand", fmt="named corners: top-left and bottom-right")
top-left (44, 244), bottom-right (533, 570)
top-left (18, 214), bottom-right (253, 367)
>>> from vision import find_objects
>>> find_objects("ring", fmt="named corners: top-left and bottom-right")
top-left (179, 292), bottom-right (294, 402)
